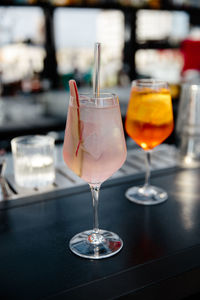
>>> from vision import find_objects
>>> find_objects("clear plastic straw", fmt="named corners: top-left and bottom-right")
top-left (93, 42), bottom-right (101, 97)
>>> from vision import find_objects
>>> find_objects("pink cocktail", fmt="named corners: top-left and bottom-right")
top-left (63, 92), bottom-right (127, 259)
top-left (63, 95), bottom-right (126, 184)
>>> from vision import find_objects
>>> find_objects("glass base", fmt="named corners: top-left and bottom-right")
top-left (125, 185), bottom-right (168, 205)
top-left (69, 229), bottom-right (123, 259)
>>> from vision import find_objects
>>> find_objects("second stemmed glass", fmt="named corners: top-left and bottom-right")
top-left (63, 92), bottom-right (127, 259)
top-left (125, 79), bottom-right (174, 205)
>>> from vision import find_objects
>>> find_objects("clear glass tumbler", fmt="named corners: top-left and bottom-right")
top-left (11, 135), bottom-right (55, 189)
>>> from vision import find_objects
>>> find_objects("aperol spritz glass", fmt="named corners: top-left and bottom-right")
top-left (125, 79), bottom-right (174, 205)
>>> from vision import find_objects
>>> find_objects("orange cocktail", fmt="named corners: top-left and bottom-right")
top-left (125, 87), bottom-right (174, 151)
top-left (125, 79), bottom-right (174, 206)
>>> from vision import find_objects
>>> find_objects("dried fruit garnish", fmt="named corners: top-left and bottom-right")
top-left (69, 80), bottom-right (82, 156)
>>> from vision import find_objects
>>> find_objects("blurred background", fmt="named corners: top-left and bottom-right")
top-left (0, 0), bottom-right (200, 151)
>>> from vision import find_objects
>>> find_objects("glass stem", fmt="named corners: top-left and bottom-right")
top-left (90, 184), bottom-right (101, 233)
top-left (144, 151), bottom-right (151, 187)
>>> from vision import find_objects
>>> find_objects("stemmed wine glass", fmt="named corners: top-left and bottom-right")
top-left (63, 92), bottom-right (127, 259)
top-left (125, 79), bottom-right (174, 205)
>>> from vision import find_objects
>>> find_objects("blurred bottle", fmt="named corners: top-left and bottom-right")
top-left (171, 0), bottom-right (200, 8)
top-left (21, 59), bottom-right (34, 94)
top-left (0, 71), bottom-right (4, 125)
top-left (52, 0), bottom-right (84, 4)
top-left (21, 60), bottom-right (42, 94)
top-left (148, 0), bottom-right (161, 9)
top-left (176, 83), bottom-right (200, 167)
top-left (118, 0), bottom-right (148, 7)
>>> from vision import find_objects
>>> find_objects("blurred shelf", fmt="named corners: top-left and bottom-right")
top-left (0, 2), bottom-right (141, 9)
top-left (136, 40), bottom-right (180, 50)
top-left (1, 1), bottom-right (200, 14)
top-left (0, 116), bottom-right (65, 136)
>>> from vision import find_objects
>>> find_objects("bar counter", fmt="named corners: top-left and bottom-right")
top-left (1, 165), bottom-right (200, 299)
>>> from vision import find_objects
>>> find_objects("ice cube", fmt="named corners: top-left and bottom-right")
top-left (82, 132), bottom-right (103, 160)
top-left (80, 107), bottom-right (99, 123)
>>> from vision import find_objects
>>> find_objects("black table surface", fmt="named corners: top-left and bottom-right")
top-left (1, 167), bottom-right (200, 300)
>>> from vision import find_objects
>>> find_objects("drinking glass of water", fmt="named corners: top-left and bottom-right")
top-left (11, 135), bottom-right (55, 189)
